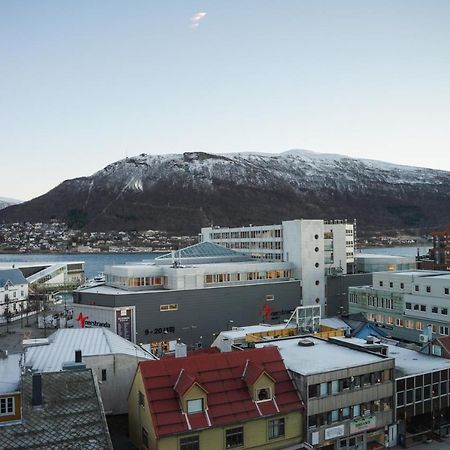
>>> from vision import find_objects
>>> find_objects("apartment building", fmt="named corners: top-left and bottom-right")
top-left (0, 269), bottom-right (28, 319)
top-left (348, 270), bottom-right (450, 344)
top-left (256, 336), bottom-right (395, 450)
top-left (201, 219), bottom-right (355, 310)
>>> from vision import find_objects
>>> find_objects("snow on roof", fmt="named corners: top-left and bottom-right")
top-left (25, 328), bottom-right (154, 372)
top-left (331, 336), bottom-right (450, 377)
top-left (0, 353), bottom-right (21, 394)
top-left (256, 337), bottom-right (385, 375)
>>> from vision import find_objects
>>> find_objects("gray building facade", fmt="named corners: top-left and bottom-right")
top-left (74, 280), bottom-right (301, 348)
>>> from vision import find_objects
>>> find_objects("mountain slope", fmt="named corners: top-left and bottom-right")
top-left (1, 150), bottom-right (449, 234)
top-left (0, 197), bottom-right (22, 211)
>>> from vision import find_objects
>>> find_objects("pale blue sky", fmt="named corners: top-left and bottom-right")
top-left (1, 1), bottom-right (449, 200)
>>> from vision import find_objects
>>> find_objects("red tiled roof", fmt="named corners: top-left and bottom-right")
top-left (242, 359), bottom-right (272, 385)
top-left (139, 347), bottom-right (303, 438)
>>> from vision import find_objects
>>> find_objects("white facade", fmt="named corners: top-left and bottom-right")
top-left (200, 219), bottom-right (356, 310)
top-left (0, 270), bottom-right (28, 319)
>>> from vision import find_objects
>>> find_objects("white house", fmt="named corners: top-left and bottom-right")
top-left (0, 269), bottom-right (28, 319)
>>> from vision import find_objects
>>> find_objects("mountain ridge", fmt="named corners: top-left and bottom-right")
top-left (1, 150), bottom-right (449, 235)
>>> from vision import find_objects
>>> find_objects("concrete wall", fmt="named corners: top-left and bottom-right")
top-left (75, 281), bottom-right (302, 348)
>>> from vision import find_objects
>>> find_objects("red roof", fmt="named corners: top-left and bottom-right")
top-left (139, 347), bottom-right (303, 438)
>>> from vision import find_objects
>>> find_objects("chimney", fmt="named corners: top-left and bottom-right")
top-left (75, 349), bottom-right (82, 363)
top-left (32, 373), bottom-right (43, 406)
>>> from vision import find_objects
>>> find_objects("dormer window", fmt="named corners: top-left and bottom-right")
top-left (256, 387), bottom-right (271, 401)
top-left (187, 398), bottom-right (204, 414)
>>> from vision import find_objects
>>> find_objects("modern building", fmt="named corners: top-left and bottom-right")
top-left (128, 347), bottom-right (305, 450)
top-left (0, 269), bottom-right (28, 320)
top-left (255, 336), bottom-right (395, 450)
top-left (0, 369), bottom-right (113, 449)
top-left (23, 327), bottom-right (155, 415)
top-left (331, 336), bottom-right (450, 446)
top-left (201, 219), bottom-right (355, 311)
top-left (355, 254), bottom-right (416, 274)
top-left (348, 270), bottom-right (450, 344)
top-left (74, 242), bottom-right (302, 348)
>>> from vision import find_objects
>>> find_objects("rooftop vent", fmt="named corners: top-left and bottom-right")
top-left (297, 339), bottom-right (315, 347)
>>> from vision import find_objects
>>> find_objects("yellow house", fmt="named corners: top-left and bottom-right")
top-left (129, 347), bottom-right (305, 450)
top-left (0, 352), bottom-right (21, 425)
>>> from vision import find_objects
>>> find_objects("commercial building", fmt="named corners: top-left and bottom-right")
top-left (255, 336), bottom-right (395, 450)
top-left (355, 254), bottom-right (416, 274)
top-left (0, 369), bottom-right (113, 449)
top-left (74, 242), bottom-right (302, 348)
top-left (348, 270), bottom-right (450, 344)
top-left (23, 327), bottom-right (155, 414)
top-left (201, 219), bottom-right (356, 310)
top-left (128, 347), bottom-right (305, 450)
top-left (331, 336), bottom-right (450, 446)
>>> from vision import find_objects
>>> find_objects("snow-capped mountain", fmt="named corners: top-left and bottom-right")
top-left (1, 150), bottom-right (449, 234)
top-left (0, 197), bottom-right (22, 211)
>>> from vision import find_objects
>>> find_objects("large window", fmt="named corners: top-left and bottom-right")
top-left (0, 397), bottom-right (14, 415)
top-left (180, 435), bottom-right (199, 450)
top-left (268, 418), bottom-right (285, 439)
top-left (187, 399), bottom-right (204, 414)
top-left (226, 427), bottom-right (244, 448)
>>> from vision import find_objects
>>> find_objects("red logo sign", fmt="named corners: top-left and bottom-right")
top-left (76, 312), bottom-right (89, 328)
top-left (261, 304), bottom-right (273, 320)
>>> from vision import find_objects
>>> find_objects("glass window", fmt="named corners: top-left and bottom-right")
top-left (187, 399), bottom-right (204, 414)
top-left (405, 302), bottom-right (412, 310)
top-left (353, 404), bottom-right (361, 417)
top-left (308, 384), bottom-right (318, 398)
top-left (406, 390), bottom-right (413, 404)
top-left (0, 397), bottom-right (14, 415)
top-left (256, 388), bottom-right (271, 401)
top-left (226, 427), bottom-right (244, 448)
top-left (331, 380), bottom-right (339, 394)
top-left (180, 435), bottom-right (199, 450)
top-left (331, 410), bottom-right (339, 422)
top-left (320, 382), bottom-right (328, 396)
top-left (342, 407), bottom-right (350, 419)
top-left (426, 286), bottom-right (431, 293)
top-left (268, 418), bottom-right (285, 439)
top-left (415, 388), bottom-right (422, 402)
top-left (432, 306), bottom-right (439, 314)
top-left (397, 392), bottom-right (404, 406)
top-left (442, 308), bottom-right (448, 316)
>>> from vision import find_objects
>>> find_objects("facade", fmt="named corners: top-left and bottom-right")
top-left (128, 347), bottom-right (305, 450)
top-left (23, 328), bottom-right (155, 415)
top-left (420, 229), bottom-right (450, 271)
top-left (348, 270), bottom-right (450, 344)
top-left (0, 351), bottom-right (21, 425)
top-left (201, 219), bottom-right (356, 310)
top-left (0, 369), bottom-right (113, 449)
top-left (355, 254), bottom-right (416, 274)
top-left (0, 269), bottom-right (28, 320)
top-left (255, 337), bottom-right (395, 450)
top-left (332, 336), bottom-right (450, 446)
top-left (74, 242), bottom-right (302, 348)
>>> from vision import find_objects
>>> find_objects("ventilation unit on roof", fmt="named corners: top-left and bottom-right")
top-left (297, 339), bottom-right (315, 347)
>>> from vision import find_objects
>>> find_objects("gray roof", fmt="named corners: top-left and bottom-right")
top-left (155, 241), bottom-right (251, 265)
top-left (25, 328), bottom-right (154, 372)
top-left (0, 369), bottom-right (113, 449)
top-left (0, 268), bottom-right (27, 287)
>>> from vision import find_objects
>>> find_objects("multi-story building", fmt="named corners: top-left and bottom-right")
top-left (255, 336), bottom-right (395, 450)
top-left (0, 269), bottom-right (28, 320)
top-left (128, 347), bottom-right (305, 450)
top-left (355, 254), bottom-right (416, 274)
top-left (74, 242), bottom-right (302, 348)
top-left (424, 229), bottom-right (450, 271)
top-left (201, 219), bottom-right (356, 310)
top-left (348, 270), bottom-right (450, 344)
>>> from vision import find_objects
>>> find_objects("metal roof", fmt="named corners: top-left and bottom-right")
top-left (155, 241), bottom-right (250, 264)
top-left (0, 268), bottom-right (27, 287)
top-left (25, 328), bottom-right (154, 372)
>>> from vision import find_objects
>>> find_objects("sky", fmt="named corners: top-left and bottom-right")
top-left (1, 0), bottom-right (449, 201)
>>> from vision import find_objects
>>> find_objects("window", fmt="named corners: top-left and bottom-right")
top-left (440, 326), bottom-right (449, 336)
top-left (331, 410), bottom-right (339, 422)
top-left (319, 382), bottom-right (328, 396)
top-left (405, 302), bottom-right (412, 310)
top-left (396, 318), bottom-right (404, 327)
top-left (415, 285), bottom-right (419, 292)
top-left (101, 369), bottom-right (107, 382)
top-left (421, 305), bottom-right (426, 312)
top-left (138, 391), bottom-right (145, 407)
top-left (413, 304), bottom-right (420, 311)
top-left (389, 282), bottom-right (393, 288)
top-left (426, 286), bottom-right (431, 293)
top-left (341, 407), bottom-right (350, 419)
top-left (142, 428), bottom-right (149, 449)
top-left (416, 322), bottom-right (423, 331)
top-left (256, 387), bottom-right (271, 401)
top-left (187, 399), bottom-right (204, 414)
top-left (0, 397), bottom-right (14, 415)
top-left (352, 404), bottom-right (361, 417)
top-left (401, 283), bottom-right (405, 289)
top-left (379, 281), bottom-right (383, 287)
top-left (226, 427), bottom-right (244, 448)
top-left (268, 418), bottom-right (285, 439)
top-left (406, 320), bottom-right (414, 329)
top-left (397, 392), bottom-right (404, 406)
top-left (331, 380), bottom-right (339, 394)
top-left (308, 384), bottom-right (318, 398)
top-left (445, 288), bottom-right (449, 295)
top-left (442, 308), bottom-right (448, 316)
top-left (314, 247), bottom-right (319, 252)
top-left (432, 306), bottom-right (439, 314)
top-left (180, 435), bottom-right (200, 450)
